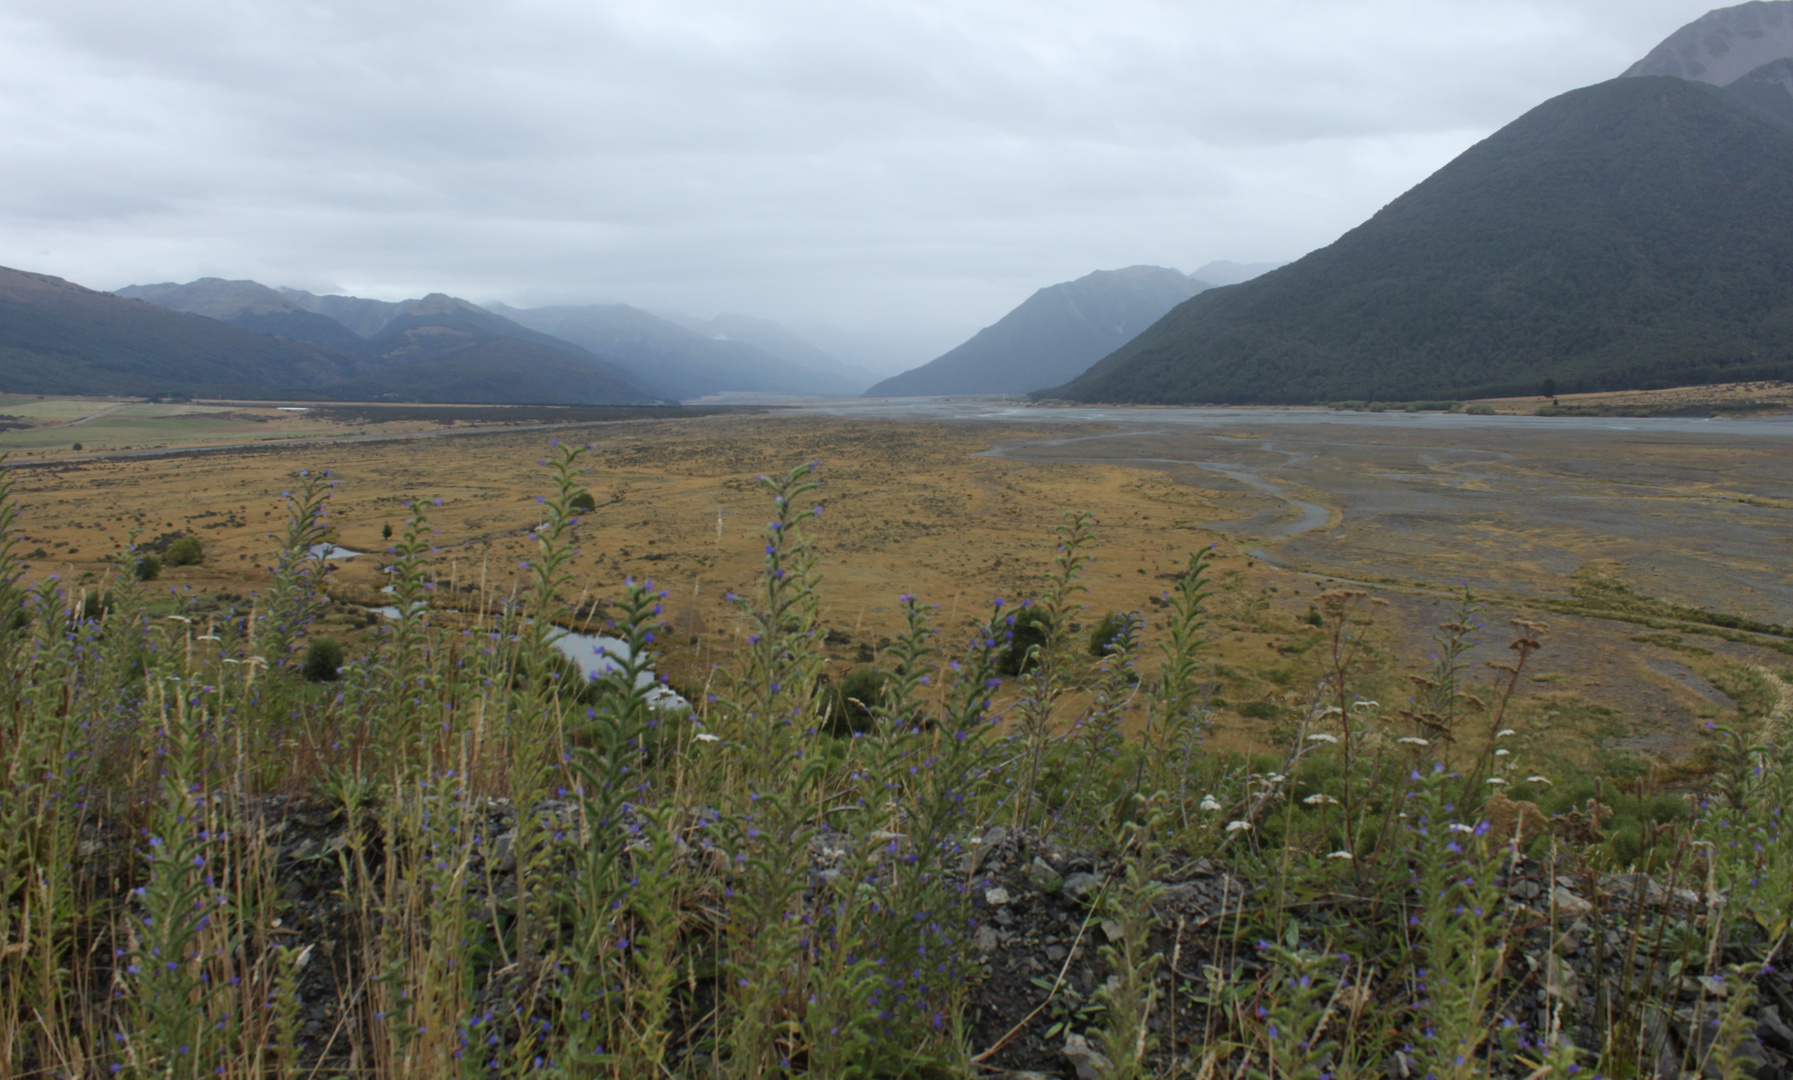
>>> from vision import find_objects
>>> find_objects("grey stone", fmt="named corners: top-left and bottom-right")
top-left (961, 825), bottom-right (1008, 874)
top-left (492, 831), bottom-right (517, 873)
top-left (1062, 872), bottom-right (1101, 903)
top-left (1062, 1033), bottom-right (1112, 1080)
top-left (1552, 886), bottom-right (1593, 916)
top-left (985, 886), bottom-right (1012, 907)
top-left (975, 925), bottom-right (1000, 954)
top-left (1029, 857), bottom-right (1064, 894)
top-left (1757, 1005), bottom-right (1793, 1053)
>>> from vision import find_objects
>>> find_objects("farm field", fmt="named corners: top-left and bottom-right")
top-left (11, 407), bottom-right (1790, 773)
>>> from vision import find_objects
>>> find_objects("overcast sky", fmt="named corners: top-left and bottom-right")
top-left (0, 0), bottom-right (1713, 372)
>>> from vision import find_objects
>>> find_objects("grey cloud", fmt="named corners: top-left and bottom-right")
top-left (0, 0), bottom-right (1720, 371)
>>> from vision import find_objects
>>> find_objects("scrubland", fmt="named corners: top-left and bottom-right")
top-left (3, 413), bottom-right (1792, 1078)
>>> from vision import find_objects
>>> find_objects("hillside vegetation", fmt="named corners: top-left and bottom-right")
top-left (1050, 77), bottom-right (1793, 404)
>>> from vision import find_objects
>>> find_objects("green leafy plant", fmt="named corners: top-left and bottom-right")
top-left (301, 636), bottom-right (344, 681)
top-left (163, 536), bottom-right (203, 566)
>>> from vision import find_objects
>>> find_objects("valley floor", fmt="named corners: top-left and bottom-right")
top-left (10, 406), bottom-right (1790, 772)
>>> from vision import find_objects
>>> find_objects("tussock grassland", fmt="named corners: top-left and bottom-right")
top-left (4, 417), bottom-right (1791, 1076)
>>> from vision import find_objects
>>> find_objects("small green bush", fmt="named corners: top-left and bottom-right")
top-left (302, 638), bottom-right (345, 682)
top-left (133, 554), bottom-right (161, 582)
top-left (825, 667), bottom-right (889, 736)
top-left (164, 537), bottom-right (204, 566)
top-left (71, 442), bottom-right (82, 451)
top-left (570, 490), bottom-right (597, 512)
top-left (1465, 404), bottom-right (1497, 415)
top-left (1238, 700), bottom-right (1283, 720)
top-left (1087, 611), bottom-right (1133, 657)
top-left (996, 607), bottom-right (1051, 676)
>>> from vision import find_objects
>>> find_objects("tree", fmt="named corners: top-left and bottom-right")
top-left (165, 537), bottom-right (203, 566)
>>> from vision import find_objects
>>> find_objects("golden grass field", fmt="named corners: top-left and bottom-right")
top-left (1470, 379), bottom-right (1793, 415)
top-left (9, 405), bottom-right (1789, 776)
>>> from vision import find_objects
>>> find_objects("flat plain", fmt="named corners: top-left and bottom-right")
top-left (10, 403), bottom-right (1791, 774)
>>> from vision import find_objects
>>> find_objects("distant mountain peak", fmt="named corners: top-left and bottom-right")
top-left (1624, 1), bottom-right (1793, 85)
top-left (865, 266), bottom-right (1206, 398)
top-left (115, 277), bottom-right (303, 319)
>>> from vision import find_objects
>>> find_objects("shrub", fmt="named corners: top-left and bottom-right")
top-left (71, 442), bottom-right (82, 451)
top-left (1466, 403), bottom-right (1497, 415)
top-left (301, 637), bottom-right (345, 682)
top-left (1087, 611), bottom-right (1133, 657)
top-left (996, 606), bottom-right (1051, 676)
top-left (824, 667), bottom-right (888, 735)
top-left (164, 537), bottom-right (203, 566)
top-left (569, 490), bottom-right (597, 512)
top-left (133, 554), bottom-right (161, 581)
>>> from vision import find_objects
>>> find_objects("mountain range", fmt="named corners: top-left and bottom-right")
top-left (865, 266), bottom-right (1210, 397)
top-left (1047, 3), bottom-right (1793, 405)
top-left (106, 279), bottom-right (655, 404)
top-left (11, 276), bottom-right (872, 403)
top-left (1, 267), bottom-right (369, 398)
top-left (487, 302), bottom-right (867, 400)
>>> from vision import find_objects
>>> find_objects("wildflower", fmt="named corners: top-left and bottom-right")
top-left (1225, 820), bottom-right (1251, 833)
top-left (1397, 737), bottom-right (1429, 746)
top-left (1486, 776), bottom-right (1505, 785)
top-left (1200, 794), bottom-right (1222, 812)
top-left (694, 733), bottom-right (721, 743)
top-left (1526, 775), bottom-right (1552, 785)
top-left (1326, 851), bottom-right (1353, 860)
top-left (1496, 729), bottom-right (1516, 739)
top-left (1448, 823), bottom-right (1474, 834)
top-left (1303, 793), bottom-right (1338, 806)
